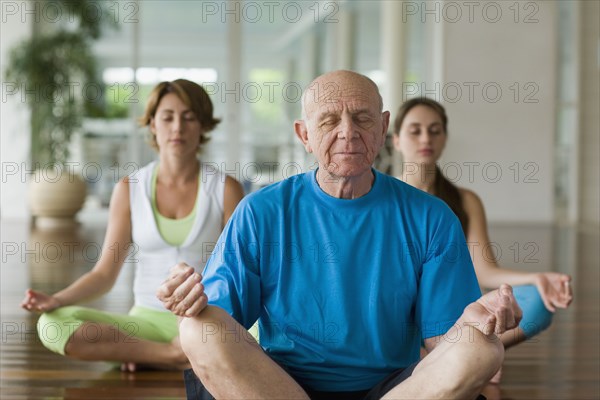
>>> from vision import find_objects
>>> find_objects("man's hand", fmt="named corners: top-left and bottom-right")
top-left (463, 284), bottom-right (523, 336)
top-left (157, 263), bottom-right (208, 317)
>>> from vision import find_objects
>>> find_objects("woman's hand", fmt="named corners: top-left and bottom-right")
top-left (21, 289), bottom-right (61, 313)
top-left (534, 272), bottom-right (573, 312)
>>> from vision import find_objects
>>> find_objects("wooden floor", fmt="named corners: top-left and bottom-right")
top-left (1, 215), bottom-right (599, 399)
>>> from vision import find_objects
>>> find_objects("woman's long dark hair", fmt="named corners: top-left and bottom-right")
top-left (393, 98), bottom-right (469, 235)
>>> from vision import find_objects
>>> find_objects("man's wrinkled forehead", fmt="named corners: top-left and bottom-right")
top-left (302, 74), bottom-right (383, 117)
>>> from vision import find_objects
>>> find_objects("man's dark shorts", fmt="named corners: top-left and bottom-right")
top-left (183, 362), bottom-right (486, 400)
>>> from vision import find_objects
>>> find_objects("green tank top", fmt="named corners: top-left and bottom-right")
top-left (151, 164), bottom-right (198, 246)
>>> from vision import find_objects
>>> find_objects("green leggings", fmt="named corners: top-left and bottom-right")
top-left (37, 305), bottom-right (178, 356)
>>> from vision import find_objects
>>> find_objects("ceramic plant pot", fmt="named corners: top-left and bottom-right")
top-left (29, 167), bottom-right (87, 228)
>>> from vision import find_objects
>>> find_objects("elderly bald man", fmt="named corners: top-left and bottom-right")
top-left (157, 70), bottom-right (521, 400)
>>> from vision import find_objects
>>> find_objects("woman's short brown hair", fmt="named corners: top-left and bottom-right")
top-left (139, 79), bottom-right (220, 151)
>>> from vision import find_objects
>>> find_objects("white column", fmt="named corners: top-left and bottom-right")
top-left (279, 58), bottom-right (296, 171)
top-left (294, 32), bottom-right (319, 170)
top-left (335, 5), bottom-right (355, 70)
top-left (300, 30), bottom-right (318, 82)
top-left (129, 0), bottom-right (141, 167)
top-left (225, 1), bottom-right (242, 176)
top-left (324, 18), bottom-right (337, 72)
top-left (565, 0), bottom-right (581, 225)
top-left (0, 7), bottom-right (32, 220)
top-left (380, 1), bottom-right (406, 176)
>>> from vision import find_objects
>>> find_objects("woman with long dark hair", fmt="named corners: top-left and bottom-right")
top-left (392, 97), bottom-right (573, 382)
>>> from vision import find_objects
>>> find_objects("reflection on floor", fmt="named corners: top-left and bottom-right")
top-left (1, 217), bottom-right (598, 399)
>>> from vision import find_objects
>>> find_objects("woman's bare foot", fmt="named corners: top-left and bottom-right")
top-left (121, 362), bottom-right (137, 372)
top-left (169, 335), bottom-right (191, 370)
top-left (119, 337), bottom-right (190, 372)
top-left (481, 382), bottom-right (502, 400)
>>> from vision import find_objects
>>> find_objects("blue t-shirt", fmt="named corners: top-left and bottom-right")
top-left (202, 169), bottom-right (481, 391)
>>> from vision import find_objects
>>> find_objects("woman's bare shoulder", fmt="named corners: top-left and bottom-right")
top-left (458, 187), bottom-right (485, 216)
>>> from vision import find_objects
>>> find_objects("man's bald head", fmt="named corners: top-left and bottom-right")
top-left (293, 70), bottom-right (390, 182)
top-left (300, 70), bottom-right (384, 119)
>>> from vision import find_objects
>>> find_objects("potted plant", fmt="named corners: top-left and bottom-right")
top-left (4, 0), bottom-right (117, 227)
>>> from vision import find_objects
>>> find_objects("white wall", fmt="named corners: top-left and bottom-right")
top-left (579, 0), bottom-right (600, 227)
top-left (433, 1), bottom-right (558, 224)
top-left (1, 12), bottom-right (31, 220)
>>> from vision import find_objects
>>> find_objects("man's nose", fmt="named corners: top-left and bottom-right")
top-left (337, 116), bottom-right (359, 140)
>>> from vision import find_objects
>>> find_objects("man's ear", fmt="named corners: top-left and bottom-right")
top-left (381, 111), bottom-right (391, 140)
top-left (294, 120), bottom-right (312, 153)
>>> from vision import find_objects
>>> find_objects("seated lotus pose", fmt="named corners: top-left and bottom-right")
top-left (392, 97), bottom-right (573, 382)
top-left (21, 79), bottom-right (244, 371)
top-left (157, 70), bottom-right (522, 399)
